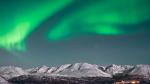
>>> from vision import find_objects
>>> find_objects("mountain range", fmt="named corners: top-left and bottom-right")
top-left (0, 63), bottom-right (150, 84)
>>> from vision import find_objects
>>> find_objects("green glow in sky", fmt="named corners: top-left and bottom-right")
top-left (0, 0), bottom-right (72, 51)
top-left (48, 0), bottom-right (150, 40)
top-left (0, 0), bottom-right (150, 51)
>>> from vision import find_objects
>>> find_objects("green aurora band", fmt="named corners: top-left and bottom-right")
top-left (48, 0), bottom-right (150, 40)
top-left (0, 0), bottom-right (150, 51)
top-left (0, 0), bottom-right (72, 51)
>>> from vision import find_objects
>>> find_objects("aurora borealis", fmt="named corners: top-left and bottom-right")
top-left (48, 0), bottom-right (150, 40)
top-left (0, 0), bottom-right (72, 51)
top-left (0, 0), bottom-right (150, 67)
top-left (1, 0), bottom-right (150, 51)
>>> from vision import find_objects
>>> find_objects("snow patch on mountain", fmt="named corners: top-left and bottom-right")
top-left (129, 65), bottom-right (150, 79)
top-left (0, 66), bottom-right (27, 80)
top-left (105, 64), bottom-right (134, 75)
top-left (0, 76), bottom-right (9, 84)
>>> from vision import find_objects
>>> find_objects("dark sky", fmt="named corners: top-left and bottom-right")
top-left (1, 31), bottom-right (150, 68)
top-left (0, 0), bottom-right (150, 68)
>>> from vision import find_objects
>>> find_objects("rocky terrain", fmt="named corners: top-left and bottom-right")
top-left (0, 63), bottom-right (150, 84)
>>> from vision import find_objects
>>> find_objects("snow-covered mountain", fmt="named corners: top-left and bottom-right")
top-left (105, 64), bottom-right (134, 75)
top-left (128, 65), bottom-right (150, 79)
top-left (25, 63), bottom-right (150, 79)
top-left (0, 76), bottom-right (9, 84)
top-left (0, 63), bottom-right (150, 80)
top-left (26, 63), bottom-right (111, 77)
top-left (0, 66), bottom-right (28, 80)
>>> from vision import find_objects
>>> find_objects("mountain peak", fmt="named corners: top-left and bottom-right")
top-left (1, 63), bottom-right (150, 80)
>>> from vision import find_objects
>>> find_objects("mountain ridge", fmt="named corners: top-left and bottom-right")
top-left (0, 63), bottom-right (150, 80)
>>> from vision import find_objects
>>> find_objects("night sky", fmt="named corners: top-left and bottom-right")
top-left (0, 0), bottom-right (150, 68)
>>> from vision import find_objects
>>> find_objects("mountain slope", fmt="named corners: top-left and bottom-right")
top-left (128, 65), bottom-right (150, 79)
top-left (0, 76), bottom-right (9, 84)
top-left (27, 63), bottom-right (111, 77)
top-left (1, 63), bottom-right (150, 80)
top-left (0, 66), bottom-right (28, 80)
